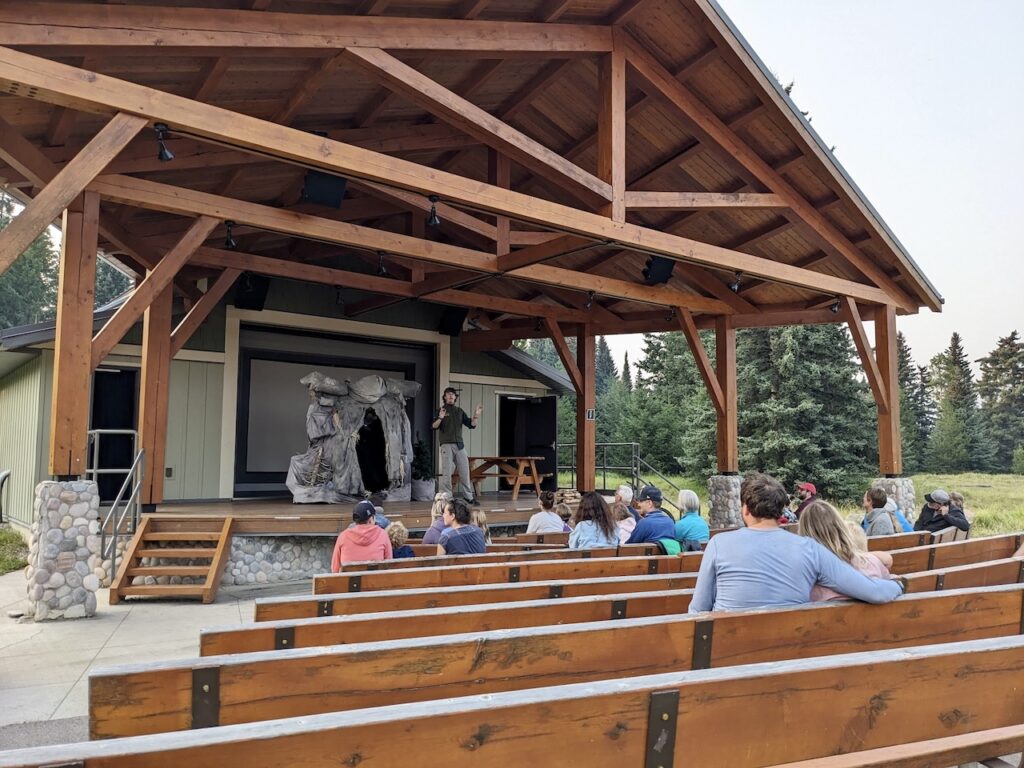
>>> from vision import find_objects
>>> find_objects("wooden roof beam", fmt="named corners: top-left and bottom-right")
top-left (676, 307), bottom-right (725, 415)
top-left (170, 268), bottom-right (241, 356)
top-left (620, 32), bottom-right (918, 312)
top-left (0, 49), bottom-right (892, 305)
top-left (625, 192), bottom-right (787, 210)
top-left (0, 5), bottom-right (613, 56)
top-left (842, 296), bottom-right (889, 413)
top-left (342, 47), bottom-right (611, 207)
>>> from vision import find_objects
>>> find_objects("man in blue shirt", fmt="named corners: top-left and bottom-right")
top-left (626, 485), bottom-right (676, 544)
top-left (689, 473), bottom-right (904, 613)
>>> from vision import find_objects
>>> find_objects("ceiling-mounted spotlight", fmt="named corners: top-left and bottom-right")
top-left (728, 272), bottom-right (742, 293)
top-left (666, 307), bottom-right (676, 322)
top-left (223, 220), bottom-right (237, 251)
top-left (335, 287), bottom-right (344, 306)
top-left (583, 291), bottom-right (595, 310)
top-left (426, 195), bottom-right (441, 228)
top-left (376, 251), bottom-right (388, 277)
top-left (829, 298), bottom-right (841, 314)
top-left (154, 122), bottom-right (174, 162)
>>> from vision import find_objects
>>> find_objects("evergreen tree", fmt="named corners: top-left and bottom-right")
top-left (0, 193), bottom-right (59, 328)
top-left (896, 332), bottom-right (923, 472)
top-left (927, 399), bottom-right (971, 472)
top-left (621, 351), bottom-right (633, 391)
top-left (928, 333), bottom-right (996, 471)
top-left (595, 336), bottom-right (617, 398)
top-left (95, 259), bottom-right (133, 307)
top-left (977, 331), bottom-right (1024, 472)
top-left (1013, 445), bottom-right (1024, 475)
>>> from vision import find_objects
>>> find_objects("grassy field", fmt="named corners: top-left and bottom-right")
top-left (561, 471), bottom-right (1024, 535)
top-left (0, 525), bottom-right (28, 575)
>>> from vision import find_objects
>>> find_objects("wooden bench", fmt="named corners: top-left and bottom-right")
top-left (514, 531), bottom-right (570, 545)
top-left (341, 543), bottom-right (658, 572)
top-left (10, 635), bottom-right (1024, 767)
top-left (90, 583), bottom-right (1024, 738)
top-left (406, 542), bottom-right (565, 557)
top-left (256, 571), bottom-right (696, 621)
top-left (902, 556), bottom-right (1024, 593)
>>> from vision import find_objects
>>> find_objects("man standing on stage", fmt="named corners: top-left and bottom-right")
top-left (433, 386), bottom-right (483, 505)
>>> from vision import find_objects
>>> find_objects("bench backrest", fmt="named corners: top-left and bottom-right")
top-left (314, 553), bottom-right (694, 593)
top-left (13, 635), bottom-right (1024, 767)
top-left (885, 532), bottom-right (1018, 573)
top-left (903, 557), bottom-right (1024, 593)
top-left (515, 532), bottom-right (570, 545)
top-left (92, 584), bottom-right (1024, 738)
top-left (868, 531), bottom-right (927, 550)
top-left (346, 543), bottom-right (657, 571)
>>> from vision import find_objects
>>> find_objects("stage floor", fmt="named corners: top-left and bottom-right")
top-left (150, 494), bottom-right (543, 535)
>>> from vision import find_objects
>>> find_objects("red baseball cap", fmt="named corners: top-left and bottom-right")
top-left (796, 482), bottom-right (816, 494)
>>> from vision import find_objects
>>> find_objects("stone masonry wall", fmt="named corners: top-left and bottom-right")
top-left (872, 476), bottom-right (917, 523)
top-left (707, 475), bottom-right (743, 528)
top-left (25, 481), bottom-right (103, 621)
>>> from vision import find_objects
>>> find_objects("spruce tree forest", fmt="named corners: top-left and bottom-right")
top-left (520, 325), bottom-right (1024, 503)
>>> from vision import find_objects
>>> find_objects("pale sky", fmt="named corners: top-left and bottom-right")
top-left (608, 0), bottom-right (1024, 374)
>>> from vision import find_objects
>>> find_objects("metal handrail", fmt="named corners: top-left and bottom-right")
top-left (98, 445), bottom-right (145, 583)
top-left (556, 442), bottom-right (682, 513)
top-left (86, 429), bottom-right (139, 488)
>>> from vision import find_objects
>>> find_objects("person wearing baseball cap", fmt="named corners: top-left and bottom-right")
top-left (793, 482), bottom-right (817, 518)
top-left (330, 500), bottom-right (393, 571)
top-left (625, 485), bottom-right (676, 544)
top-left (914, 489), bottom-right (970, 534)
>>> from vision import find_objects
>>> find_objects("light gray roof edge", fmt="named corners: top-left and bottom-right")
top-left (487, 346), bottom-right (574, 395)
top-left (698, 0), bottom-right (944, 307)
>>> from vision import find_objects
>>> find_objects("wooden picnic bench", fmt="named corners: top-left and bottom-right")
top-left (453, 455), bottom-right (549, 499)
top-left (11, 635), bottom-right (1024, 767)
top-left (90, 583), bottom-right (1024, 738)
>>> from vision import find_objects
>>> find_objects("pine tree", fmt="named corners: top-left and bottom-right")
top-left (896, 332), bottom-right (923, 472)
top-left (0, 193), bottom-right (59, 328)
top-left (95, 259), bottom-right (133, 307)
top-left (595, 336), bottom-right (617, 398)
top-left (928, 333), bottom-right (996, 471)
top-left (621, 351), bottom-right (633, 391)
top-left (928, 399), bottom-right (971, 472)
top-left (977, 331), bottom-right (1024, 472)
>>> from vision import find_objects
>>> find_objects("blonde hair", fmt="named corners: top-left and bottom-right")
top-left (846, 521), bottom-right (869, 554)
top-left (387, 520), bottom-right (409, 548)
top-left (471, 508), bottom-right (491, 543)
top-left (798, 500), bottom-right (858, 564)
top-left (554, 502), bottom-right (572, 523)
top-left (430, 491), bottom-right (453, 521)
top-left (610, 501), bottom-right (632, 522)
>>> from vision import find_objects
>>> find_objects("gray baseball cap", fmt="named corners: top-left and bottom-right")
top-left (925, 489), bottom-right (950, 505)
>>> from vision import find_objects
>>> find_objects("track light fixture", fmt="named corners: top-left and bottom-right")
top-left (829, 298), bottom-right (841, 314)
top-left (666, 307), bottom-right (676, 322)
top-left (426, 195), bottom-right (441, 228)
top-left (154, 122), bottom-right (174, 162)
top-left (728, 272), bottom-right (742, 293)
top-left (583, 291), bottom-right (595, 310)
top-left (376, 251), bottom-right (388, 277)
top-left (335, 287), bottom-right (344, 307)
top-left (224, 221), bottom-right (237, 251)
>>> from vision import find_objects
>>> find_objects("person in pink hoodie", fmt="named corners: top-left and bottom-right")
top-left (331, 500), bottom-right (393, 572)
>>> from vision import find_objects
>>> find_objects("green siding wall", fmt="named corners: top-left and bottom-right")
top-left (0, 355), bottom-right (45, 528)
top-left (163, 360), bottom-right (224, 500)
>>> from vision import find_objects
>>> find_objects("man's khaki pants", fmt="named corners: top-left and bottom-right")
top-left (439, 443), bottom-right (474, 501)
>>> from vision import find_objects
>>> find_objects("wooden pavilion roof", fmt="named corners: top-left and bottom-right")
top-left (0, 0), bottom-right (942, 346)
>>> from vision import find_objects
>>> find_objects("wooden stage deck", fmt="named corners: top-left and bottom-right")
top-left (149, 494), bottom-right (543, 536)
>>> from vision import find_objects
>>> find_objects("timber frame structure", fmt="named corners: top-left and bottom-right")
top-left (0, 0), bottom-right (941, 501)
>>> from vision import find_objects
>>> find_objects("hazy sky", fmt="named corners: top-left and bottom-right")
top-left (608, 0), bottom-right (1024, 373)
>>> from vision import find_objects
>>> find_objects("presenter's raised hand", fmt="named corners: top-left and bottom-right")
top-left (474, 404), bottom-right (484, 418)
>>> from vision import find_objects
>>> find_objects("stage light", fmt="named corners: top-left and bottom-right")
top-left (583, 291), bottom-right (595, 310)
top-left (829, 298), bottom-right (841, 314)
top-left (376, 251), bottom-right (388, 277)
top-left (426, 195), bottom-right (441, 227)
top-left (728, 272), bottom-right (742, 293)
top-left (154, 123), bottom-right (174, 162)
top-left (224, 221), bottom-right (237, 251)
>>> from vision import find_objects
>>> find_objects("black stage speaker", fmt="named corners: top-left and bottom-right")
top-left (439, 307), bottom-right (470, 337)
top-left (642, 256), bottom-right (676, 285)
top-left (234, 273), bottom-right (271, 311)
top-left (301, 170), bottom-right (348, 208)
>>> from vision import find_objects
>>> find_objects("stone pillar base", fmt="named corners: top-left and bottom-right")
top-left (26, 481), bottom-right (102, 621)
top-left (708, 475), bottom-right (743, 528)
top-left (872, 477), bottom-right (916, 522)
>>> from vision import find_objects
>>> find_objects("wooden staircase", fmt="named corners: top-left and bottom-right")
top-left (110, 516), bottom-right (234, 604)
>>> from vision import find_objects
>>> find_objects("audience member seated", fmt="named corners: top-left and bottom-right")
top-left (422, 491), bottom-right (453, 546)
top-left (527, 490), bottom-right (566, 534)
top-left (792, 481), bottom-right (818, 518)
top-left (614, 484), bottom-right (640, 522)
top-left (568, 491), bottom-right (619, 549)
top-left (372, 505), bottom-right (390, 530)
top-left (471, 508), bottom-right (492, 544)
top-left (674, 489), bottom-right (710, 551)
top-left (950, 491), bottom-right (973, 523)
top-left (612, 501), bottom-right (636, 545)
top-left (688, 473), bottom-right (903, 613)
top-left (554, 502), bottom-right (573, 532)
top-left (799, 501), bottom-right (893, 602)
top-left (626, 485), bottom-right (676, 545)
top-left (387, 521), bottom-right (415, 559)
top-left (331, 500), bottom-right (394, 572)
top-left (914, 488), bottom-right (970, 533)
top-left (437, 499), bottom-right (487, 556)
top-left (862, 487), bottom-right (896, 536)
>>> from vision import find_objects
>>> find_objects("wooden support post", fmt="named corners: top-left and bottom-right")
top-left (488, 149), bottom-right (511, 257)
top-left (597, 44), bottom-right (626, 222)
top-left (48, 191), bottom-right (99, 477)
top-left (677, 308), bottom-right (725, 416)
top-left (875, 304), bottom-right (902, 476)
top-left (715, 316), bottom-right (738, 473)
top-left (576, 328), bottom-right (596, 491)
top-left (138, 285), bottom-right (173, 507)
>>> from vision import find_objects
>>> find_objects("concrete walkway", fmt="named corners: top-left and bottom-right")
top-left (0, 568), bottom-right (307, 750)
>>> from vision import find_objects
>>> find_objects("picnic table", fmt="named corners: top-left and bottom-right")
top-left (453, 455), bottom-right (549, 500)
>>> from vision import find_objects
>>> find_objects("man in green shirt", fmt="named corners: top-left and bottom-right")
top-left (432, 386), bottom-right (482, 504)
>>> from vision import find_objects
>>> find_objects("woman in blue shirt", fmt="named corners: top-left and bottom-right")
top-left (674, 489), bottom-right (710, 551)
top-left (568, 492), bottom-right (619, 549)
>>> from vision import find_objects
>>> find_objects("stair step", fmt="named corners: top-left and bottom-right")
top-left (127, 566), bottom-right (211, 578)
top-left (118, 584), bottom-right (207, 598)
top-left (134, 547), bottom-right (216, 559)
top-left (143, 532), bottom-right (223, 541)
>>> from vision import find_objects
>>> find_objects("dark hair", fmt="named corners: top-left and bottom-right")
top-left (867, 487), bottom-right (888, 509)
top-left (740, 473), bottom-right (789, 521)
top-left (574, 491), bottom-right (617, 539)
top-left (448, 498), bottom-right (472, 525)
top-left (539, 490), bottom-right (556, 510)
top-left (443, 386), bottom-right (458, 397)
